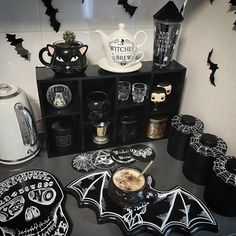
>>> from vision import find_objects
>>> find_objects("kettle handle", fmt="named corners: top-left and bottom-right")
top-left (38, 47), bottom-right (51, 67)
top-left (134, 31), bottom-right (147, 48)
top-left (14, 103), bottom-right (37, 146)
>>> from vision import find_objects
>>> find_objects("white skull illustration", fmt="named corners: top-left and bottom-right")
top-left (0, 170), bottom-right (69, 236)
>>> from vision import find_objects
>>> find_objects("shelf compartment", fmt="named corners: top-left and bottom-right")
top-left (44, 115), bottom-right (82, 158)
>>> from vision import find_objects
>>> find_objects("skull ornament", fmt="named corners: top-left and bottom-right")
top-left (0, 170), bottom-right (69, 236)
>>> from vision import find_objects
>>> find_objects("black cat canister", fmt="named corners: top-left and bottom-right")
top-left (153, 1), bottom-right (184, 68)
top-left (167, 114), bottom-right (204, 160)
top-left (183, 133), bottom-right (227, 185)
top-left (204, 156), bottom-right (236, 217)
top-left (50, 118), bottom-right (75, 153)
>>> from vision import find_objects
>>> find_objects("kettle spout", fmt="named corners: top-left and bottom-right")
top-left (95, 30), bottom-right (108, 45)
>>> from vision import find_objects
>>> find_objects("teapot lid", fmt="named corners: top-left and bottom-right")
top-left (0, 83), bottom-right (18, 98)
top-left (111, 23), bottom-right (130, 37)
top-left (153, 1), bottom-right (184, 22)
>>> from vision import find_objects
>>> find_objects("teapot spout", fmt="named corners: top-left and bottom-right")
top-left (95, 30), bottom-right (108, 45)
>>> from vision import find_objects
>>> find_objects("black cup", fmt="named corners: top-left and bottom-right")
top-left (108, 166), bottom-right (157, 208)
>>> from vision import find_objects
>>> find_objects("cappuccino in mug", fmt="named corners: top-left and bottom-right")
top-left (112, 168), bottom-right (145, 192)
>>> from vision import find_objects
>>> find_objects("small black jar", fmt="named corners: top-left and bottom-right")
top-left (118, 113), bottom-right (140, 144)
top-left (167, 114), bottom-right (204, 160)
top-left (50, 118), bottom-right (75, 153)
top-left (183, 133), bottom-right (227, 185)
top-left (204, 156), bottom-right (236, 216)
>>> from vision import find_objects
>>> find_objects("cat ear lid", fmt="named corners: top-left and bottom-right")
top-left (79, 45), bottom-right (88, 55)
top-left (47, 44), bottom-right (55, 56)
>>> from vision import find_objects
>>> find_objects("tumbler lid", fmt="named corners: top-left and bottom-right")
top-left (181, 115), bottom-right (196, 126)
top-left (200, 133), bottom-right (218, 147)
top-left (153, 1), bottom-right (184, 23)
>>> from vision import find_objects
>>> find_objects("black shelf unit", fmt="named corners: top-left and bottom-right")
top-left (36, 60), bottom-right (186, 158)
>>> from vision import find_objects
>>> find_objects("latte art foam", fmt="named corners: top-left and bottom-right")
top-left (113, 168), bottom-right (145, 192)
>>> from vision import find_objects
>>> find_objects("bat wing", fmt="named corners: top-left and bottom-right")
top-left (152, 187), bottom-right (218, 234)
top-left (229, 0), bottom-right (236, 6)
top-left (41, 0), bottom-right (61, 32)
top-left (118, 0), bottom-right (137, 17)
top-left (6, 34), bottom-right (30, 60)
top-left (66, 171), bottom-right (110, 210)
top-left (207, 49), bottom-right (218, 86)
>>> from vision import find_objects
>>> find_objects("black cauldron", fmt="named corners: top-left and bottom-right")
top-left (108, 166), bottom-right (157, 208)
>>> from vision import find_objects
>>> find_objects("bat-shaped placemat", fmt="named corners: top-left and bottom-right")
top-left (67, 170), bottom-right (218, 236)
top-left (0, 170), bottom-right (70, 236)
top-left (6, 34), bottom-right (30, 60)
top-left (207, 49), bottom-right (218, 86)
top-left (41, 0), bottom-right (61, 32)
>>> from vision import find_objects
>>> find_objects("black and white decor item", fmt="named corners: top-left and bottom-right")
top-left (72, 144), bottom-right (156, 172)
top-left (67, 170), bottom-right (218, 235)
top-left (0, 170), bottom-right (70, 236)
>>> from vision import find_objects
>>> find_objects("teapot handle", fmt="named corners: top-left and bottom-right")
top-left (38, 47), bottom-right (51, 67)
top-left (134, 31), bottom-right (147, 48)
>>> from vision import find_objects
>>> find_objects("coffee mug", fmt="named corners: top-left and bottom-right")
top-left (108, 166), bottom-right (157, 207)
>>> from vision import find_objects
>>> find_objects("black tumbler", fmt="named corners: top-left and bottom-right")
top-left (167, 114), bottom-right (204, 160)
top-left (183, 133), bottom-right (227, 185)
top-left (153, 1), bottom-right (184, 68)
top-left (204, 156), bottom-right (236, 216)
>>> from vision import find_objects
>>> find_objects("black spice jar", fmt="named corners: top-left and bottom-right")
top-left (50, 118), bottom-right (75, 153)
top-left (167, 114), bottom-right (204, 160)
top-left (204, 156), bottom-right (236, 216)
top-left (183, 133), bottom-right (227, 185)
top-left (118, 113), bottom-right (140, 144)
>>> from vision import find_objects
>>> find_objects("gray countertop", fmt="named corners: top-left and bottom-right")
top-left (0, 139), bottom-right (235, 236)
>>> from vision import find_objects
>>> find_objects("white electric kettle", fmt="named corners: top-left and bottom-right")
top-left (0, 84), bottom-right (40, 165)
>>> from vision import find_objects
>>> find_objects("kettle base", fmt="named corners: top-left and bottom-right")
top-left (0, 146), bottom-right (40, 165)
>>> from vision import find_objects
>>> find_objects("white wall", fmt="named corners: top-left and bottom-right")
top-left (177, 0), bottom-right (236, 155)
top-left (0, 0), bottom-right (184, 131)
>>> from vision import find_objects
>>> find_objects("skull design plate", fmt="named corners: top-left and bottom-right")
top-left (0, 170), bottom-right (70, 236)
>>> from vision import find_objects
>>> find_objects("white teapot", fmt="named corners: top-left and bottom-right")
top-left (95, 23), bottom-right (147, 68)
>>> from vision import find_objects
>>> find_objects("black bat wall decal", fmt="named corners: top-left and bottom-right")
top-left (229, 0), bottom-right (236, 27)
top-left (207, 49), bottom-right (219, 86)
top-left (67, 170), bottom-right (218, 235)
top-left (41, 0), bottom-right (61, 32)
top-left (229, 0), bottom-right (236, 5)
top-left (118, 0), bottom-right (137, 18)
top-left (209, 0), bottom-right (214, 4)
top-left (6, 34), bottom-right (30, 60)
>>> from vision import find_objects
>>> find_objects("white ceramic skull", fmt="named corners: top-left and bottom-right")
top-left (0, 170), bottom-right (69, 236)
